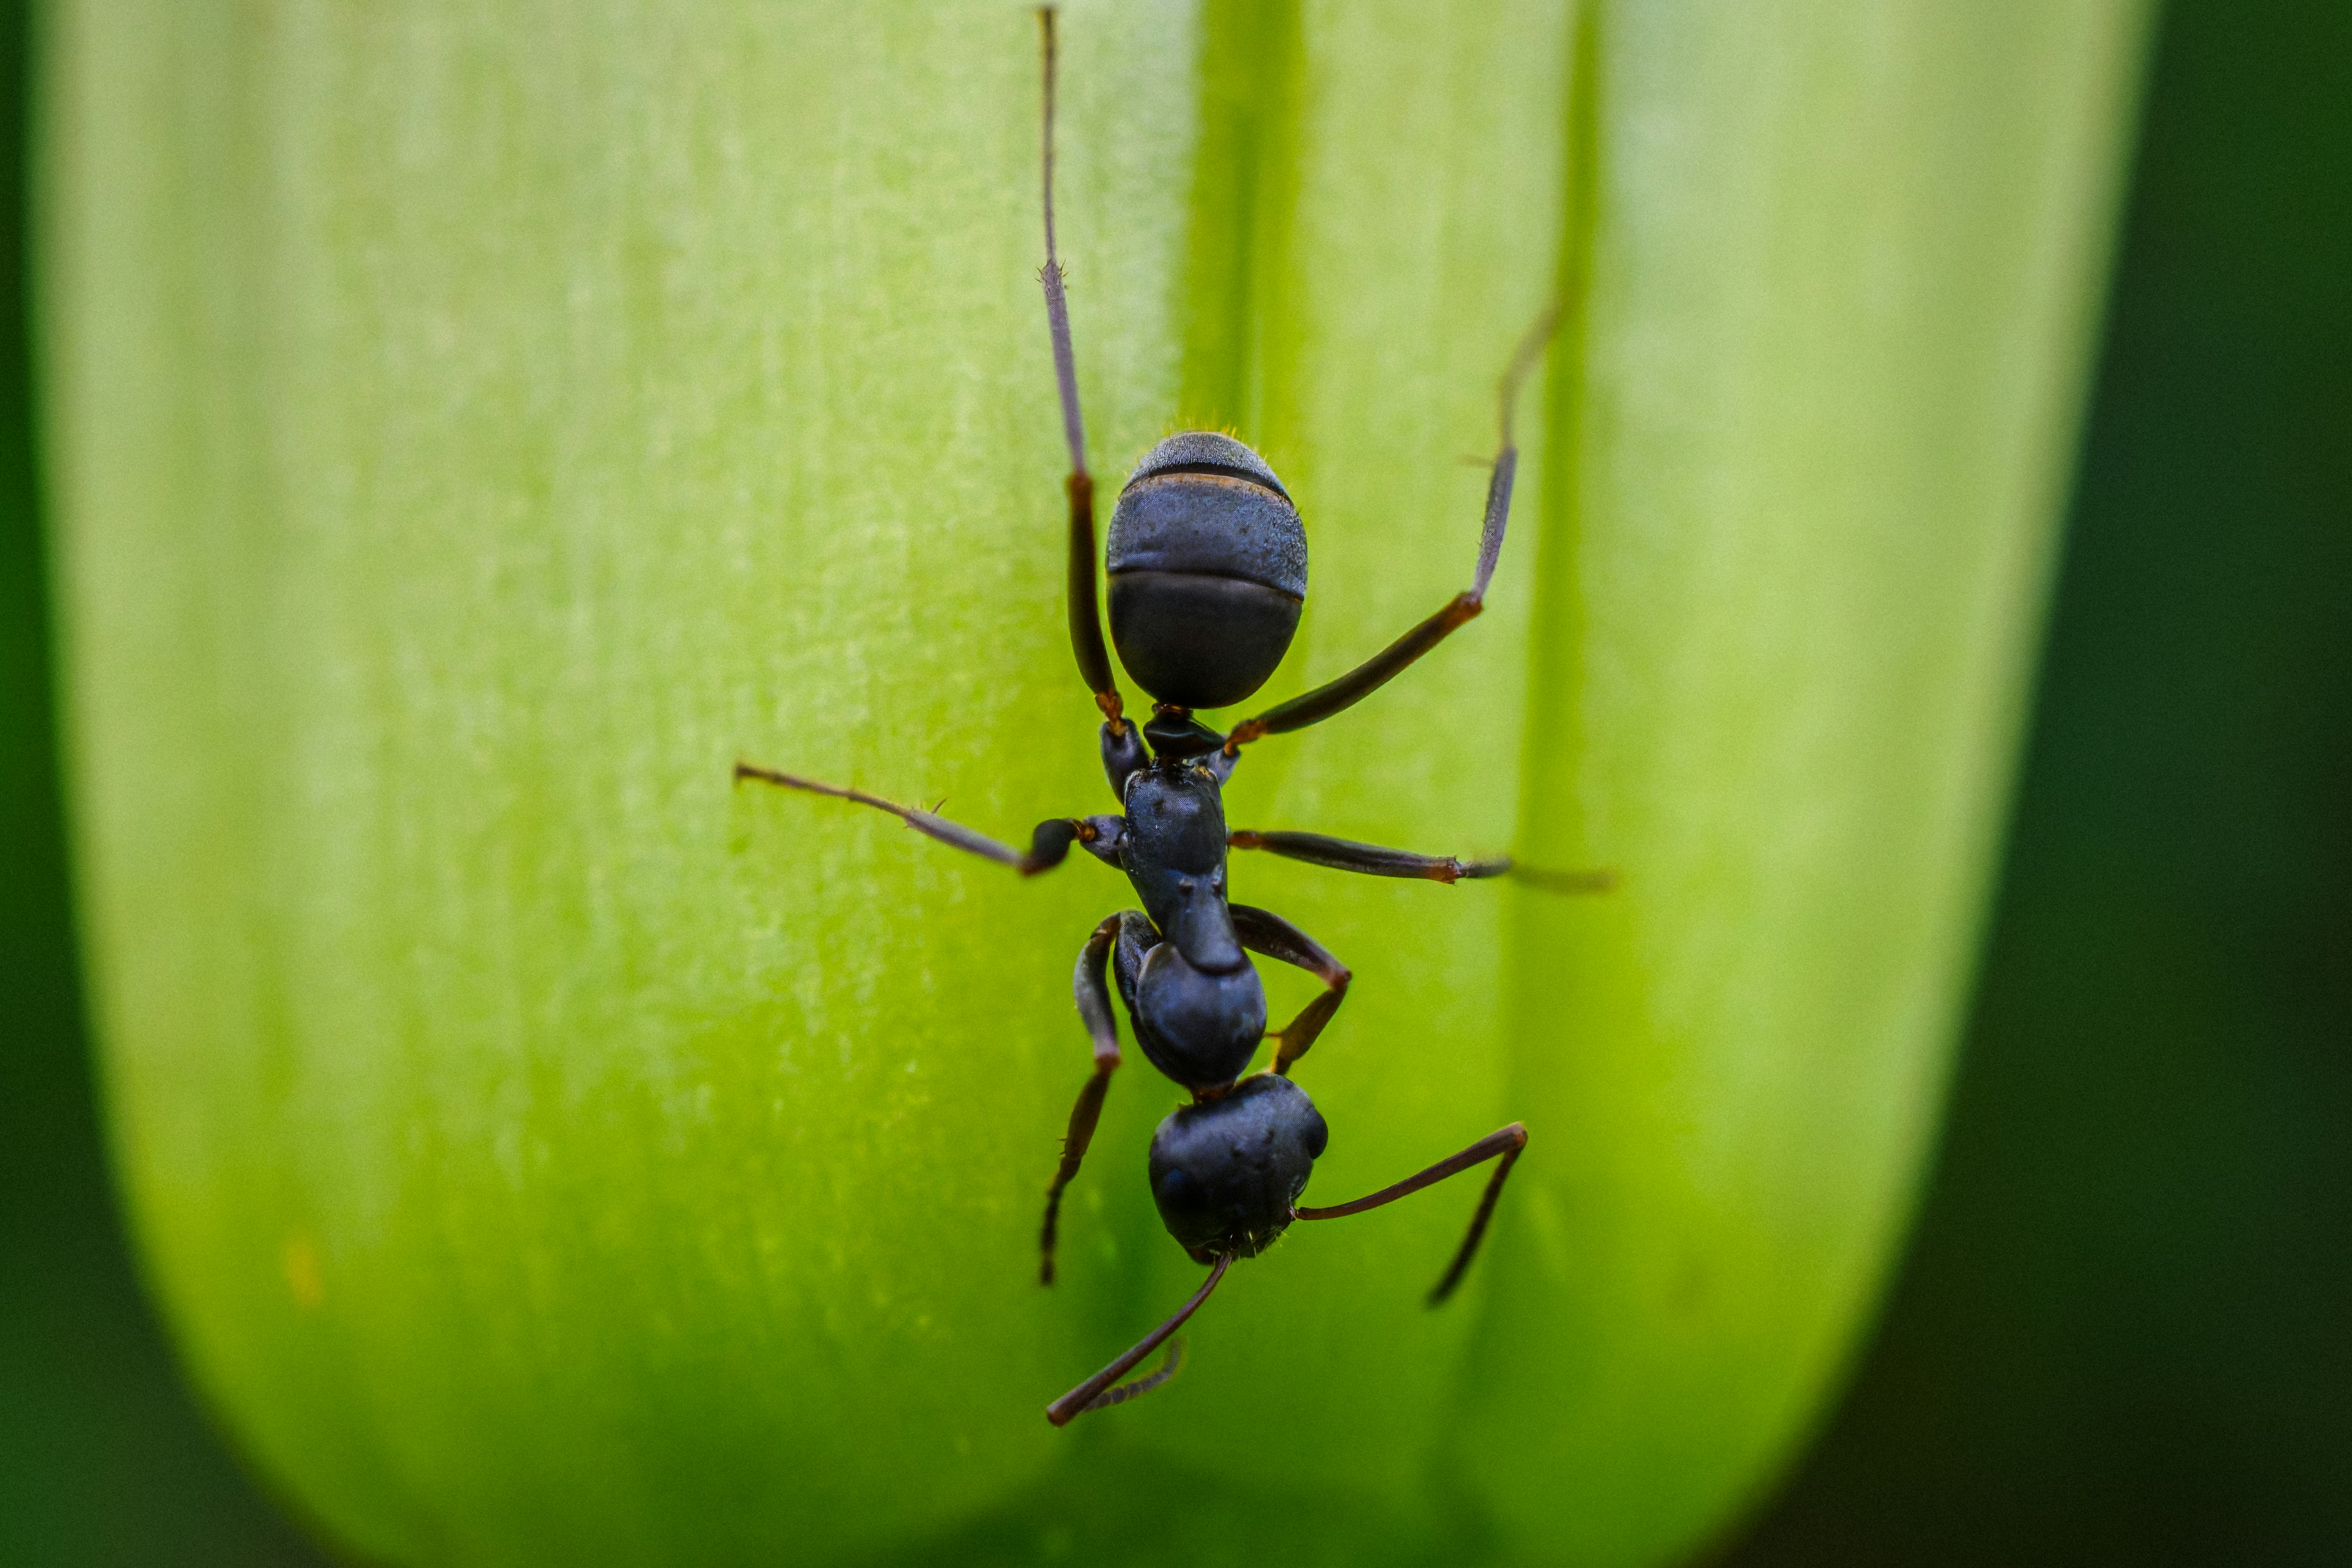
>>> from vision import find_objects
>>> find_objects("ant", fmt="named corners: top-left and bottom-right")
top-left (735, 8), bottom-right (1605, 1426)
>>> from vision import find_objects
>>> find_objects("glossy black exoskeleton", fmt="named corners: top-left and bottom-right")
top-left (734, 9), bottom-right (1606, 1427)
top-left (1148, 1073), bottom-right (1324, 1258)
top-left (1105, 432), bottom-right (1305, 710)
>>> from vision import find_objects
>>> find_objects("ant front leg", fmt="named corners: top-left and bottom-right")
top-left (1222, 306), bottom-right (1559, 758)
top-left (1039, 912), bottom-right (1131, 1286)
top-left (1035, 7), bottom-right (1127, 737)
top-left (1296, 1122), bottom-right (1528, 1305)
top-left (1228, 904), bottom-right (1351, 1077)
top-left (733, 763), bottom-right (1120, 878)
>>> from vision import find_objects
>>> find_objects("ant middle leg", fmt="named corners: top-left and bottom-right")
top-left (1295, 1121), bottom-right (1528, 1305)
top-left (1228, 904), bottom-right (1351, 1076)
top-left (1039, 912), bottom-right (1132, 1286)
top-left (1230, 828), bottom-right (1616, 894)
top-left (733, 762), bottom-right (1120, 878)
top-left (1230, 828), bottom-right (1510, 884)
top-left (1221, 306), bottom-right (1559, 757)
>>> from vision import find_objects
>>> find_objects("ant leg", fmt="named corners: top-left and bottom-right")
top-left (1221, 307), bottom-right (1558, 757)
top-left (1231, 828), bottom-right (1510, 884)
top-left (1295, 1123), bottom-right (1528, 1305)
top-left (1046, 1253), bottom-right (1232, 1426)
top-left (1040, 913), bottom-right (1128, 1285)
top-left (733, 761), bottom-right (1120, 877)
top-left (1036, 7), bottom-right (1126, 735)
top-left (1507, 863), bottom-right (1619, 895)
top-left (1230, 829), bottom-right (1617, 894)
top-left (1227, 904), bottom-right (1351, 1076)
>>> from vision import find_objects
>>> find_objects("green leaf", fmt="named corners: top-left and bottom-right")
top-left (43, 2), bottom-right (2149, 1563)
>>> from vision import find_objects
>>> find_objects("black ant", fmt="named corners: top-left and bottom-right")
top-left (734, 8), bottom-right (1605, 1427)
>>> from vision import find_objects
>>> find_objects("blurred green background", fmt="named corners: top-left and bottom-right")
top-left (2, 0), bottom-right (2343, 1564)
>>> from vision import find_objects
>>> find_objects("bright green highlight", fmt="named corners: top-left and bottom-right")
top-left (44, 2), bottom-right (2147, 1564)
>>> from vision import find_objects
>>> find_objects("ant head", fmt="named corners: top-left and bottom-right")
top-left (1147, 1073), bottom-right (1328, 1262)
top-left (1105, 432), bottom-right (1306, 710)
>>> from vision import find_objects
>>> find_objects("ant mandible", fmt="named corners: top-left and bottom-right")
top-left (735, 8), bottom-right (1604, 1426)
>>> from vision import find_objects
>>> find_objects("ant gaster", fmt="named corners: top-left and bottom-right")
top-left (734, 9), bottom-right (1606, 1427)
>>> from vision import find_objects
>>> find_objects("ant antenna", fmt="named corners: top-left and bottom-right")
top-left (1297, 1123), bottom-right (1528, 1305)
top-left (1079, 1338), bottom-right (1187, 1414)
top-left (1046, 1253), bottom-right (1232, 1425)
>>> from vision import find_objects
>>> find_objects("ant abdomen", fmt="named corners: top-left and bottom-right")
top-left (1149, 1074), bottom-right (1329, 1261)
top-left (1106, 432), bottom-right (1306, 709)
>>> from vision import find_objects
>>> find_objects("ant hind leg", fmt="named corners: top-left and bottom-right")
top-left (1220, 305), bottom-right (1560, 757)
top-left (1035, 7), bottom-right (1126, 733)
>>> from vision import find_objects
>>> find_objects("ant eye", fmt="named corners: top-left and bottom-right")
top-left (1179, 877), bottom-right (1196, 895)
